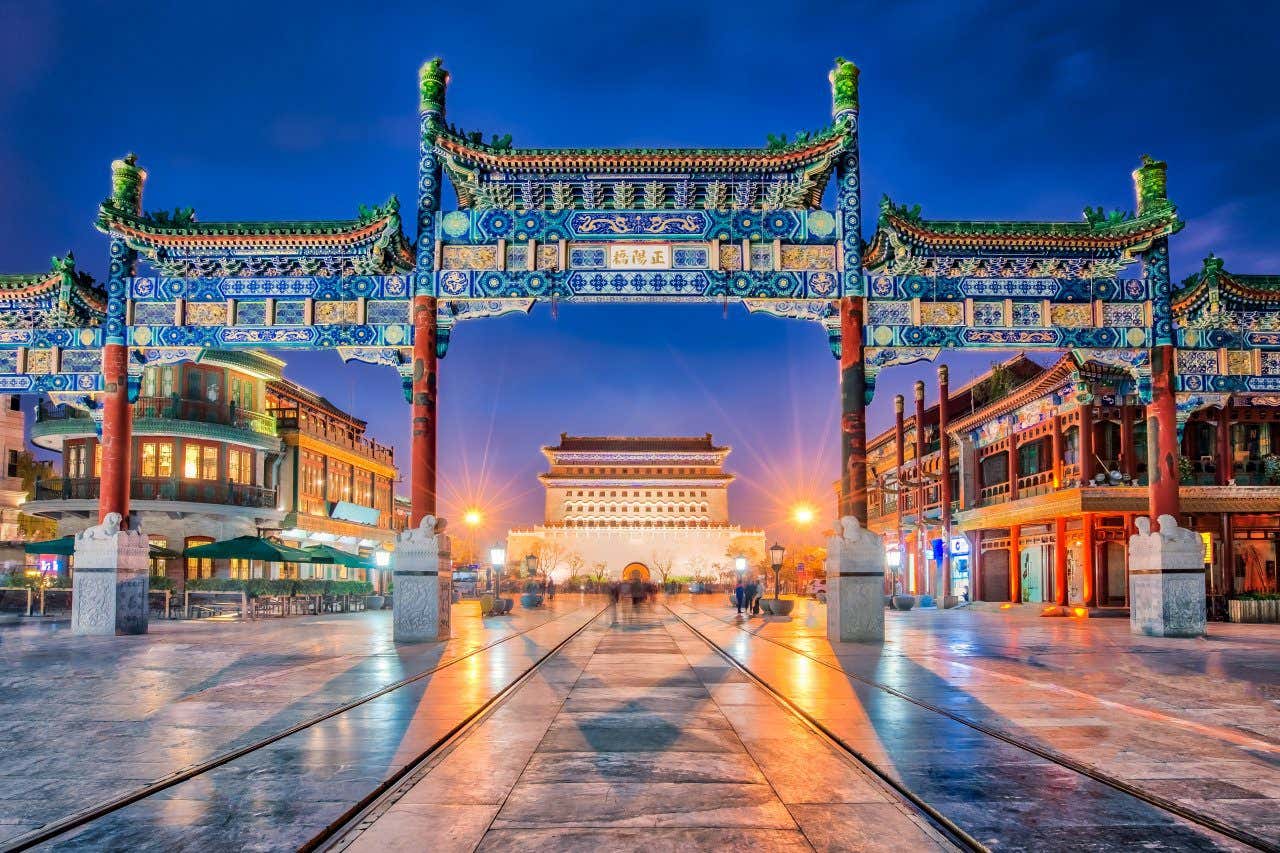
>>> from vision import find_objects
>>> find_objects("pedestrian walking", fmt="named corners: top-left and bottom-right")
top-left (744, 580), bottom-right (759, 616)
top-left (547, 579), bottom-right (556, 601)
top-left (733, 580), bottom-right (746, 613)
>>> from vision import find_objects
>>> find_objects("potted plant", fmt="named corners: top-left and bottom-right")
top-left (1178, 455), bottom-right (1196, 484)
top-left (890, 575), bottom-right (916, 611)
top-left (519, 580), bottom-right (544, 609)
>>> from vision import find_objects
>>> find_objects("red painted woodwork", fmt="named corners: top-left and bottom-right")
top-left (99, 342), bottom-right (131, 525)
top-left (913, 381), bottom-right (926, 593)
top-left (1008, 523), bottom-right (1021, 603)
top-left (410, 295), bottom-right (438, 526)
top-left (839, 296), bottom-right (868, 524)
top-left (937, 365), bottom-right (952, 597)
top-left (1216, 406), bottom-right (1232, 486)
top-left (1054, 516), bottom-right (1068, 605)
top-left (1079, 403), bottom-right (1095, 483)
top-left (1082, 513), bottom-right (1096, 607)
top-left (1120, 403), bottom-right (1136, 479)
top-left (1147, 345), bottom-right (1181, 520)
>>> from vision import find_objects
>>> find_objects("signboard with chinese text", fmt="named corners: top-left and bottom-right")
top-left (606, 244), bottom-right (671, 270)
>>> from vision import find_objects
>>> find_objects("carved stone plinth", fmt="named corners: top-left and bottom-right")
top-left (1128, 514), bottom-right (1206, 638)
top-left (71, 513), bottom-right (150, 636)
top-left (393, 516), bottom-right (452, 643)
top-left (825, 516), bottom-right (886, 643)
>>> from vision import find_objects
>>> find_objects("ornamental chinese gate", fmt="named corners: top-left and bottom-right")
top-left (3, 57), bottom-right (1270, 637)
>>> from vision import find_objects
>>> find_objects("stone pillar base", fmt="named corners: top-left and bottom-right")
top-left (1128, 514), bottom-right (1206, 638)
top-left (393, 516), bottom-right (452, 643)
top-left (71, 513), bottom-right (149, 636)
top-left (826, 517), bottom-right (886, 643)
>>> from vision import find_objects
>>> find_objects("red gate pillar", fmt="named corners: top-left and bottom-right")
top-left (937, 365), bottom-right (952, 600)
top-left (1079, 402), bottom-right (1095, 484)
top-left (839, 296), bottom-right (868, 524)
top-left (1120, 402), bottom-right (1136, 480)
top-left (1051, 414), bottom-right (1063, 489)
top-left (99, 343), bottom-right (131, 524)
top-left (1147, 344), bottom-right (1180, 520)
top-left (410, 295), bottom-right (438, 526)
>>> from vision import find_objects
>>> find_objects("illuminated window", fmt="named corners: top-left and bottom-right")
top-left (184, 445), bottom-right (199, 479)
top-left (202, 446), bottom-right (218, 480)
top-left (227, 448), bottom-right (251, 485)
top-left (185, 536), bottom-right (214, 579)
top-left (148, 535), bottom-right (168, 576)
top-left (94, 443), bottom-right (101, 477)
top-left (229, 558), bottom-right (250, 579)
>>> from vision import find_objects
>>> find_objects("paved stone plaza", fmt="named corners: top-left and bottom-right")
top-left (1, 597), bottom-right (1276, 850)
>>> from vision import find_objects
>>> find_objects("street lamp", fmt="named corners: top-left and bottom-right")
top-left (769, 541), bottom-right (786, 600)
top-left (791, 503), bottom-right (816, 526)
top-left (464, 508), bottom-right (482, 528)
top-left (489, 544), bottom-right (505, 596)
top-left (734, 554), bottom-right (747, 578)
top-left (525, 553), bottom-right (537, 586)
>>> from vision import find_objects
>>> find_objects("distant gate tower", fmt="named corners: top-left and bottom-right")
top-left (507, 434), bottom-right (765, 582)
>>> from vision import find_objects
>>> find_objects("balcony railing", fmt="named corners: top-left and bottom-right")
top-left (1016, 470), bottom-right (1055, 498)
top-left (977, 482), bottom-right (1010, 507)
top-left (37, 398), bottom-right (275, 436)
top-left (33, 477), bottom-right (278, 509)
top-left (268, 410), bottom-right (395, 466)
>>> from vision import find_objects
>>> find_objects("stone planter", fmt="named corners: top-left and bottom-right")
top-left (761, 598), bottom-right (795, 616)
top-left (1228, 598), bottom-right (1280, 623)
top-left (365, 595), bottom-right (385, 611)
top-left (892, 594), bottom-right (917, 611)
top-left (520, 593), bottom-right (544, 609)
top-left (943, 594), bottom-right (962, 610)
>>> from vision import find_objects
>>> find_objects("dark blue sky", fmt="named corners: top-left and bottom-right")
top-left (2, 1), bottom-right (1276, 546)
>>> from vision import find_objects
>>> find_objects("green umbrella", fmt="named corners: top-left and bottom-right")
top-left (183, 536), bottom-right (325, 563)
top-left (25, 536), bottom-right (181, 560)
top-left (304, 544), bottom-right (374, 569)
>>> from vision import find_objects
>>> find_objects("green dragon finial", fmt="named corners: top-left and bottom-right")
top-left (418, 57), bottom-right (449, 117)
top-left (1202, 252), bottom-right (1224, 274)
top-left (1132, 154), bottom-right (1169, 217)
top-left (829, 57), bottom-right (860, 117)
top-left (880, 194), bottom-right (920, 223)
top-left (110, 153), bottom-right (146, 214)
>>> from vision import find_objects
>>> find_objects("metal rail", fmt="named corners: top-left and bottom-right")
top-left (664, 605), bottom-right (986, 852)
top-left (675, 603), bottom-right (1276, 852)
top-left (0, 602), bottom-right (607, 852)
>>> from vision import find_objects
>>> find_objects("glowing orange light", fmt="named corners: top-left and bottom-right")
top-left (1071, 606), bottom-right (1088, 617)
top-left (999, 603), bottom-right (1013, 610)
top-left (791, 503), bottom-right (816, 526)
top-left (463, 509), bottom-right (483, 527)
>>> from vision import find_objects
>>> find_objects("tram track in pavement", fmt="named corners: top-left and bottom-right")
top-left (667, 603), bottom-right (1277, 852)
top-left (320, 602), bottom-right (982, 853)
top-left (0, 600), bottom-right (609, 853)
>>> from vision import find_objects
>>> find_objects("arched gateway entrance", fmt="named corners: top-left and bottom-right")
top-left (621, 563), bottom-right (651, 583)
top-left (0, 56), bottom-right (1229, 639)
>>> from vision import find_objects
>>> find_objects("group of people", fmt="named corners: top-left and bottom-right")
top-left (733, 579), bottom-right (765, 616)
top-left (608, 579), bottom-right (659, 606)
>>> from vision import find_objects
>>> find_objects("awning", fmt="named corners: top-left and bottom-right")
top-left (26, 536), bottom-right (181, 559)
top-left (183, 536), bottom-right (327, 563)
top-left (304, 544), bottom-right (373, 569)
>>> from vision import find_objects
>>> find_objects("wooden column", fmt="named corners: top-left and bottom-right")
top-left (894, 394), bottom-right (906, 566)
top-left (410, 295), bottom-right (438, 525)
top-left (1054, 516), bottom-right (1068, 605)
top-left (937, 365), bottom-right (952, 598)
top-left (1147, 345), bottom-right (1181, 521)
top-left (1007, 445), bottom-right (1019, 502)
top-left (971, 531), bottom-right (983, 601)
top-left (839, 296), bottom-right (868, 524)
top-left (1082, 512), bottom-right (1097, 607)
top-left (1216, 405), bottom-right (1232, 486)
top-left (913, 381), bottom-right (927, 593)
top-left (1120, 402), bottom-right (1136, 480)
top-left (1008, 523), bottom-right (1021, 603)
top-left (99, 342), bottom-right (131, 524)
top-left (1051, 414), bottom-right (1063, 489)
top-left (1079, 403), bottom-right (1095, 484)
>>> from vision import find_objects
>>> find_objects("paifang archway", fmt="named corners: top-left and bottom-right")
top-left (1, 57), bottom-right (1264, 636)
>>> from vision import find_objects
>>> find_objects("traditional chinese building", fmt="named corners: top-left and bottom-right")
top-left (867, 335), bottom-right (1280, 615)
top-left (25, 352), bottom-right (399, 590)
top-left (506, 434), bottom-right (764, 582)
top-left (267, 377), bottom-right (400, 589)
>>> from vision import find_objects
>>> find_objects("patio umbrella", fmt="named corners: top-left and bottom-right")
top-left (183, 536), bottom-right (326, 563)
top-left (26, 536), bottom-right (182, 560)
top-left (303, 544), bottom-right (374, 569)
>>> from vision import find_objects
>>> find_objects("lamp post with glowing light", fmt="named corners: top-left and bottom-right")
top-left (769, 541), bottom-right (786, 600)
top-left (734, 554), bottom-right (747, 581)
top-left (489, 544), bottom-right (505, 598)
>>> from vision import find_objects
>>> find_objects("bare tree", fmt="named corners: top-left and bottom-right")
top-left (525, 540), bottom-right (568, 579)
top-left (650, 549), bottom-right (675, 585)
